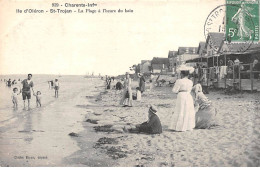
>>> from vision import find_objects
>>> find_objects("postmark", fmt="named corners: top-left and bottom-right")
top-left (204, 0), bottom-right (259, 53)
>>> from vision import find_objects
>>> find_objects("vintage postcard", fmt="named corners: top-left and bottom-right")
top-left (0, 0), bottom-right (259, 167)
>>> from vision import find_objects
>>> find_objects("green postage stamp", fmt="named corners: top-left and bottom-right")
top-left (226, 0), bottom-right (259, 42)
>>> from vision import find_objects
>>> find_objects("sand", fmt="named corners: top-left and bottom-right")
top-left (76, 79), bottom-right (260, 167)
top-left (0, 76), bottom-right (259, 167)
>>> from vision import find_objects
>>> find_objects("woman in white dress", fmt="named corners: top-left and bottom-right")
top-left (120, 72), bottom-right (133, 107)
top-left (169, 66), bottom-right (195, 132)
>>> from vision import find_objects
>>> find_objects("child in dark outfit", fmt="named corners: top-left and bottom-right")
top-left (124, 105), bottom-right (162, 134)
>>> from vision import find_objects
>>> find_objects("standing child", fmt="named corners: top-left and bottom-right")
top-left (54, 79), bottom-right (59, 98)
top-left (33, 91), bottom-right (42, 107)
top-left (11, 87), bottom-right (21, 109)
top-left (136, 87), bottom-right (142, 101)
top-left (133, 87), bottom-right (142, 101)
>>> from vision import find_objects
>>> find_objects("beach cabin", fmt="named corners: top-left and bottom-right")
top-left (216, 42), bottom-right (260, 91)
top-left (168, 51), bottom-right (177, 72)
top-left (198, 42), bottom-right (206, 59)
top-left (151, 57), bottom-right (170, 74)
top-left (204, 33), bottom-right (225, 69)
top-left (184, 32), bottom-right (260, 92)
top-left (186, 42), bottom-right (208, 67)
top-left (197, 33), bottom-right (225, 86)
top-left (175, 47), bottom-right (199, 72)
top-left (140, 60), bottom-right (151, 75)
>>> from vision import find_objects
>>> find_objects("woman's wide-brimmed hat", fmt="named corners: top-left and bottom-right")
top-left (176, 64), bottom-right (194, 74)
top-left (149, 104), bottom-right (157, 114)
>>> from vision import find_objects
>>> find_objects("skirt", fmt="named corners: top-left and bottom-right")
top-left (195, 105), bottom-right (218, 129)
top-left (169, 92), bottom-right (195, 131)
top-left (120, 88), bottom-right (133, 106)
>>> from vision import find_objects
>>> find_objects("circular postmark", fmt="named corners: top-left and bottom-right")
top-left (204, 4), bottom-right (256, 53)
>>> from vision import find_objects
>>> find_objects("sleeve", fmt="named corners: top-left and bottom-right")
top-left (172, 80), bottom-right (180, 93)
top-left (194, 102), bottom-right (200, 112)
top-left (30, 81), bottom-right (34, 87)
top-left (128, 79), bottom-right (132, 86)
top-left (194, 84), bottom-right (202, 94)
top-left (147, 115), bottom-right (158, 126)
top-left (195, 93), bottom-right (205, 105)
top-left (139, 122), bottom-right (150, 132)
top-left (192, 85), bottom-right (196, 91)
top-left (140, 115), bottom-right (157, 128)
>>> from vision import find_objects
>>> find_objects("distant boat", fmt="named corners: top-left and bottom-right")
top-left (84, 72), bottom-right (93, 78)
top-left (84, 71), bottom-right (98, 78)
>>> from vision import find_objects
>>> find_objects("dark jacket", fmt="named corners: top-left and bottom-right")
top-left (139, 114), bottom-right (162, 134)
top-left (116, 82), bottom-right (123, 90)
top-left (139, 76), bottom-right (146, 92)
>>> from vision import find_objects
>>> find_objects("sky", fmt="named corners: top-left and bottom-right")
top-left (0, 0), bottom-right (224, 76)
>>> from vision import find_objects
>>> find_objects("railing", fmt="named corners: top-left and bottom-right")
top-left (194, 63), bottom-right (260, 92)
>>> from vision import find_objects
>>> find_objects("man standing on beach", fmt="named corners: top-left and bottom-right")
top-left (21, 74), bottom-right (34, 110)
top-left (138, 73), bottom-right (146, 93)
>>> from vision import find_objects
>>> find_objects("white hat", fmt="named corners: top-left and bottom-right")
top-left (176, 64), bottom-right (194, 74)
top-left (148, 104), bottom-right (157, 114)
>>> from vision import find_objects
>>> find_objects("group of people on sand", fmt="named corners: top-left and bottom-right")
top-left (3, 74), bottom-right (61, 110)
top-left (119, 72), bottom-right (146, 107)
top-left (169, 65), bottom-right (218, 131)
top-left (116, 65), bottom-right (219, 134)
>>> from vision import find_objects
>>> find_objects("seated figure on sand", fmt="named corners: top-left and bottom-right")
top-left (116, 81), bottom-right (123, 90)
top-left (124, 105), bottom-right (162, 134)
top-left (193, 83), bottom-right (219, 129)
top-left (133, 87), bottom-right (141, 101)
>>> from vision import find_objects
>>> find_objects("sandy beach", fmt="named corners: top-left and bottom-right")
top-left (76, 79), bottom-right (260, 167)
top-left (0, 76), bottom-right (259, 167)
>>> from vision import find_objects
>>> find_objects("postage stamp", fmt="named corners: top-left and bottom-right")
top-left (204, 0), bottom-right (259, 53)
top-left (226, 0), bottom-right (259, 42)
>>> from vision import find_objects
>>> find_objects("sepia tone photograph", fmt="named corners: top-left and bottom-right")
top-left (0, 0), bottom-right (259, 167)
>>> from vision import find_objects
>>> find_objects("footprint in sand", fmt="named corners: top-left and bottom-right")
top-left (93, 112), bottom-right (102, 116)
top-left (147, 140), bottom-right (151, 146)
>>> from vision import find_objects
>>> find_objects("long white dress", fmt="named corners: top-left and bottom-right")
top-left (169, 78), bottom-right (195, 131)
top-left (120, 78), bottom-right (133, 106)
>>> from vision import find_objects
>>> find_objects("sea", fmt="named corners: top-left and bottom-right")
top-left (0, 74), bottom-right (104, 166)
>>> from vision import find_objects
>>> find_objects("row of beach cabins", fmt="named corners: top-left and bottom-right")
top-left (129, 32), bottom-right (260, 92)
